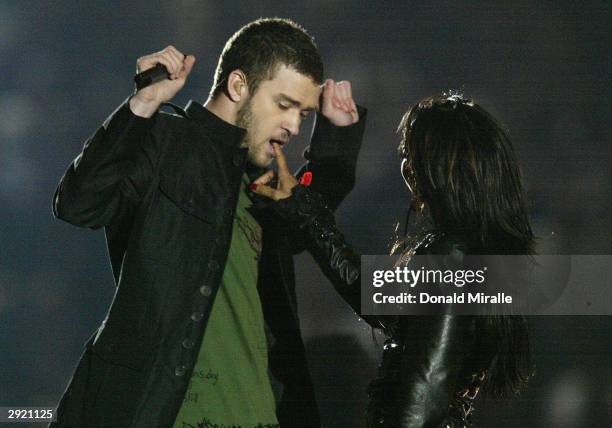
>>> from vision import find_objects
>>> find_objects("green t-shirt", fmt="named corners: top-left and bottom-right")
top-left (173, 174), bottom-right (279, 428)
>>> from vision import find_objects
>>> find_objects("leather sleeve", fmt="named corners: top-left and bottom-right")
top-left (392, 315), bottom-right (473, 427)
top-left (52, 96), bottom-right (163, 229)
top-left (273, 185), bottom-right (363, 317)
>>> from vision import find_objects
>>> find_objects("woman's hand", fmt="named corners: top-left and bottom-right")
top-left (250, 143), bottom-right (298, 200)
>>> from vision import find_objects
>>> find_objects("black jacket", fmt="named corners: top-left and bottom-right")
top-left (273, 186), bottom-right (493, 428)
top-left (50, 98), bottom-right (367, 427)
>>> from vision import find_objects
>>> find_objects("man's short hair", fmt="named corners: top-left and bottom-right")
top-left (210, 18), bottom-right (324, 99)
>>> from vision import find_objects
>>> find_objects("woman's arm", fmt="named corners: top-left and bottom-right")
top-left (273, 184), bottom-right (363, 315)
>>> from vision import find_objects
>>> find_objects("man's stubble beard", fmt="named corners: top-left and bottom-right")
top-left (237, 96), bottom-right (268, 167)
top-left (236, 96), bottom-right (254, 150)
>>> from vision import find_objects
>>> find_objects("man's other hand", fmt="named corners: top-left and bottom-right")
top-left (129, 46), bottom-right (196, 118)
top-left (320, 79), bottom-right (359, 126)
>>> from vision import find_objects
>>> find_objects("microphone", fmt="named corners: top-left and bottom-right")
top-left (134, 63), bottom-right (170, 90)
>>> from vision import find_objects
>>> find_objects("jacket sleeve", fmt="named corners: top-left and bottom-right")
top-left (295, 106), bottom-right (367, 208)
top-left (53, 97), bottom-right (163, 229)
top-left (287, 106), bottom-right (366, 254)
top-left (391, 315), bottom-right (472, 427)
top-left (273, 185), bottom-right (364, 317)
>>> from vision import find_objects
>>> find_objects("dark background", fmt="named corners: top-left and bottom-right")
top-left (1, 1), bottom-right (610, 426)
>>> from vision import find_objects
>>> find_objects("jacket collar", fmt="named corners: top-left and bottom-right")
top-left (184, 100), bottom-right (247, 148)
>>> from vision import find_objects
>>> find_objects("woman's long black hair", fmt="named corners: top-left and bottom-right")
top-left (397, 93), bottom-right (534, 398)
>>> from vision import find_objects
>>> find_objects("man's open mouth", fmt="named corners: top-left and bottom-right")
top-left (268, 139), bottom-right (286, 156)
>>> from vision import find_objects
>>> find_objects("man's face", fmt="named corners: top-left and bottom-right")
top-left (237, 64), bottom-right (321, 168)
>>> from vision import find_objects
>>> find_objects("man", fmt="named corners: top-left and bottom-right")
top-left (51, 18), bottom-right (366, 427)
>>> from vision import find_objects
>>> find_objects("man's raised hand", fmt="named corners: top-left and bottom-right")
top-left (320, 79), bottom-right (359, 126)
top-left (129, 46), bottom-right (196, 118)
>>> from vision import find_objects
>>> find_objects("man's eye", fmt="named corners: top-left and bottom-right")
top-left (300, 111), bottom-right (310, 119)
top-left (278, 102), bottom-right (290, 110)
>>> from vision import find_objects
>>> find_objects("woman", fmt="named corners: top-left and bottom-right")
top-left (253, 93), bottom-right (534, 427)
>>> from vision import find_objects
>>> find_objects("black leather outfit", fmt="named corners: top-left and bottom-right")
top-left (273, 185), bottom-right (494, 427)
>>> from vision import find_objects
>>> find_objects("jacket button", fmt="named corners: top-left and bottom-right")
top-left (182, 339), bottom-right (194, 349)
top-left (175, 365), bottom-right (187, 377)
top-left (200, 285), bottom-right (212, 297)
top-left (191, 312), bottom-right (204, 322)
top-left (208, 260), bottom-right (220, 271)
top-left (224, 208), bottom-right (233, 217)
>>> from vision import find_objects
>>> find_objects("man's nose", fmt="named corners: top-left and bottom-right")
top-left (283, 113), bottom-right (300, 137)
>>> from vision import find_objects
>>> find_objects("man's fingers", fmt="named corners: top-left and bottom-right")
top-left (342, 80), bottom-right (353, 99)
top-left (321, 79), bottom-right (335, 111)
top-left (335, 82), bottom-right (352, 112)
top-left (180, 55), bottom-right (196, 79)
top-left (332, 96), bottom-right (344, 111)
top-left (165, 46), bottom-right (185, 78)
top-left (171, 51), bottom-right (189, 80)
top-left (167, 46), bottom-right (184, 63)
top-left (150, 54), bottom-right (177, 77)
top-left (160, 51), bottom-right (181, 77)
top-left (136, 45), bottom-right (194, 80)
top-left (273, 143), bottom-right (290, 177)
top-left (162, 52), bottom-right (181, 77)
top-left (164, 49), bottom-right (182, 78)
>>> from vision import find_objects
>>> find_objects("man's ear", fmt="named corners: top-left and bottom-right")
top-left (227, 70), bottom-right (248, 103)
